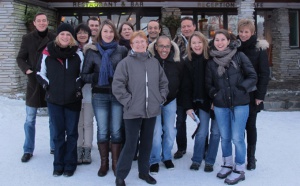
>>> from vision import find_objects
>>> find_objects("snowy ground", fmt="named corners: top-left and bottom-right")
top-left (1, 95), bottom-right (300, 186)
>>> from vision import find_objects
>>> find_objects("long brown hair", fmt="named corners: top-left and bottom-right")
top-left (97, 19), bottom-right (119, 43)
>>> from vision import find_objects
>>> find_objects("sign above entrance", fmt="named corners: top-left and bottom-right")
top-left (73, 1), bottom-right (143, 7)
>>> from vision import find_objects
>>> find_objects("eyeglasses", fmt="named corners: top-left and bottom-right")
top-left (77, 32), bottom-right (88, 35)
top-left (157, 45), bottom-right (171, 49)
top-left (132, 40), bottom-right (147, 45)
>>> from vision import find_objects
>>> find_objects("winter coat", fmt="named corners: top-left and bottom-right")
top-left (238, 38), bottom-right (270, 113)
top-left (181, 53), bottom-right (211, 112)
top-left (81, 43), bottom-right (128, 94)
top-left (112, 51), bottom-right (169, 119)
top-left (36, 42), bottom-right (84, 111)
top-left (206, 52), bottom-right (257, 108)
top-left (173, 34), bottom-right (188, 57)
top-left (16, 29), bottom-right (56, 107)
top-left (148, 40), bottom-right (183, 106)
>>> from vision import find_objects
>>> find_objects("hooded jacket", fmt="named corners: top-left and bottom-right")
top-left (16, 29), bottom-right (56, 107)
top-left (112, 51), bottom-right (169, 119)
top-left (237, 37), bottom-right (270, 112)
top-left (81, 43), bottom-right (128, 94)
top-left (148, 40), bottom-right (183, 105)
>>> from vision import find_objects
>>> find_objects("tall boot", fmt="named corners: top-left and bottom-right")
top-left (97, 142), bottom-right (109, 177)
top-left (217, 156), bottom-right (233, 179)
top-left (225, 164), bottom-right (245, 185)
top-left (111, 143), bottom-right (122, 176)
top-left (247, 145), bottom-right (256, 170)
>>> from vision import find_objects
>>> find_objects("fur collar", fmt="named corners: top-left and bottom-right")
top-left (256, 40), bottom-right (269, 50)
top-left (83, 43), bottom-right (98, 55)
top-left (148, 40), bottom-right (181, 62)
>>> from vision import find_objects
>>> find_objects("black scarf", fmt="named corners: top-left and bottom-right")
top-left (119, 37), bottom-right (131, 50)
top-left (47, 41), bottom-right (78, 60)
top-left (37, 28), bottom-right (48, 38)
top-left (237, 35), bottom-right (257, 52)
top-left (191, 53), bottom-right (207, 102)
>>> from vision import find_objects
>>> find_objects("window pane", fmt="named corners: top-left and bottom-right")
top-left (228, 15), bottom-right (238, 36)
top-left (289, 11), bottom-right (299, 47)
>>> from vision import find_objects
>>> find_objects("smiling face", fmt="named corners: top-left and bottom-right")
top-left (214, 33), bottom-right (230, 51)
top-left (101, 24), bottom-right (114, 43)
top-left (181, 19), bottom-right (196, 39)
top-left (238, 26), bottom-right (253, 42)
top-left (147, 21), bottom-right (161, 41)
top-left (88, 20), bottom-right (100, 37)
top-left (58, 31), bottom-right (72, 48)
top-left (76, 29), bottom-right (89, 45)
top-left (190, 35), bottom-right (203, 55)
top-left (155, 38), bottom-right (171, 60)
top-left (33, 14), bottom-right (48, 32)
top-left (130, 36), bottom-right (148, 53)
top-left (120, 24), bottom-right (133, 40)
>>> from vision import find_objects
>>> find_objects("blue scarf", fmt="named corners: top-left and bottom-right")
top-left (96, 40), bottom-right (117, 86)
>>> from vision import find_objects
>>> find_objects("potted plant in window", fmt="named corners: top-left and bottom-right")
top-left (162, 14), bottom-right (181, 39)
top-left (22, 7), bottom-right (40, 32)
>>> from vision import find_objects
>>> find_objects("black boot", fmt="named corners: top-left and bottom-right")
top-left (247, 145), bottom-right (256, 170)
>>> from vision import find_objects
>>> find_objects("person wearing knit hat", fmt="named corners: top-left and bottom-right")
top-left (36, 22), bottom-right (84, 177)
top-left (57, 23), bottom-right (75, 37)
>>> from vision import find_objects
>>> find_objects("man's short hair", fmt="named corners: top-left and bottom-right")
top-left (180, 16), bottom-right (195, 25)
top-left (87, 16), bottom-right (101, 25)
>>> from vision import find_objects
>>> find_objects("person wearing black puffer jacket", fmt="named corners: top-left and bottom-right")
top-left (36, 23), bottom-right (84, 177)
top-left (148, 35), bottom-right (184, 174)
top-left (81, 19), bottom-right (128, 177)
top-left (206, 29), bottom-right (257, 185)
top-left (237, 19), bottom-right (270, 171)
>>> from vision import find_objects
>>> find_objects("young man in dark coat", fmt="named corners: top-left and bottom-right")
top-left (16, 12), bottom-right (56, 162)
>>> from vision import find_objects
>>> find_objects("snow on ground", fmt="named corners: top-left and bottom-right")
top-left (0, 95), bottom-right (300, 186)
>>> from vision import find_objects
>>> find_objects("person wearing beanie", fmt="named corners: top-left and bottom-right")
top-left (36, 22), bottom-right (84, 177)
top-left (81, 19), bottom-right (128, 177)
top-left (17, 12), bottom-right (56, 163)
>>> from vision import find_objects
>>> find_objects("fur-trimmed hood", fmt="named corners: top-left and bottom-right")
top-left (148, 40), bottom-right (181, 62)
top-left (83, 43), bottom-right (98, 55)
top-left (256, 39), bottom-right (269, 50)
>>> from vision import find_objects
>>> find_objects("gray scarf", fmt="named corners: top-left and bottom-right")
top-left (210, 47), bottom-right (237, 76)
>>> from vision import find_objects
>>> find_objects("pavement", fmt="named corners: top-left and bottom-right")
top-left (264, 80), bottom-right (300, 111)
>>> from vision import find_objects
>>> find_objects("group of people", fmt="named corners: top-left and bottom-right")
top-left (17, 12), bottom-right (270, 186)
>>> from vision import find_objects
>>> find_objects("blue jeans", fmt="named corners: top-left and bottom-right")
top-left (48, 102), bottom-right (80, 171)
top-left (214, 105), bottom-right (249, 165)
top-left (23, 106), bottom-right (54, 153)
top-left (48, 108), bottom-right (55, 150)
top-left (150, 99), bottom-right (177, 164)
top-left (192, 109), bottom-right (220, 165)
top-left (175, 106), bottom-right (187, 151)
top-left (92, 93), bottom-right (123, 143)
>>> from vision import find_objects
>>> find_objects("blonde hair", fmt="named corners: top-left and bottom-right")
top-left (238, 19), bottom-right (255, 34)
top-left (55, 34), bottom-right (77, 48)
top-left (187, 31), bottom-right (209, 60)
top-left (130, 30), bottom-right (148, 44)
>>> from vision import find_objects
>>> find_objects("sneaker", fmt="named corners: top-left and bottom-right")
top-left (150, 163), bottom-right (159, 175)
top-left (224, 170), bottom-right (245, 185)
top-left (204, 164), bottom-right (214, 172)
top-left (217, 165), bottom-right (233, 179)
top-left (139, 173), bottom-right (157, 184)
top-left (163, 160), bottom-right (175, 170)
top-left (174, 150), bottom-right (186, 159)
top-left (53, 170), bottom-right (64, 177)
top-left (21, 153), bottom-right (33, 162)
top-left (190, 162), bottom-right (200, 170)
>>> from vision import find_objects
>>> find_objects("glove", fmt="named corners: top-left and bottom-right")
top-left (42, 83), bottom-right (48, 90)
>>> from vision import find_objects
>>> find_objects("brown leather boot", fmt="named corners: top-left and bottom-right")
top-left (97, 142), bottom-right (109, 177)
top-left (111, 143), bottom-right (122, 176)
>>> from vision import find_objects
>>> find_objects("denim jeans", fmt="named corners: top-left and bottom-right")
top-left (48, 102), bottom-right (80, 172)
top-left (92, 93), bottom-right (123, 143)
top-left (175, 106), bottom-right (187, 152)
top-left (48, 108), bottom-right (55, 150)
top-left (192, 109), bottom-right (220, 165)
top-left (23, 106), bottom-right (38, 154)
top-left (150, 99), bottom-right (177, 164)
top-left (214, 105), bottom-right (249, 165)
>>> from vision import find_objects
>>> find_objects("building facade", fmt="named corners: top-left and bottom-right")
top-left (0, 0), bottom-right (300, 94)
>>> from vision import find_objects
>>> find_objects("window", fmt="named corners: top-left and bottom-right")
top-left (289, 10), bottom-right (299, 47)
